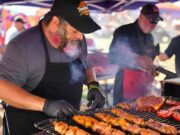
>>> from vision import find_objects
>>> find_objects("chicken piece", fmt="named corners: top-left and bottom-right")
top-left (73, 114), bottom-right (125, 135)
top-left (121, 122), bottom-right (141, 134)
top-left (139, 128), bottom-right (160, 135)
top-left (53, 121), bottom-right (69, 134)
top-left (73, 115), bottom-right (98, 128)
top-left (92, 122), bottom-right (125, 135)
top-left (65, 126), bottom-right (90, 135)
top-left (53, 121), bottom-right (90, 135)
top-left (95, 112), bottom-right (141, 134)
top-left (117, 102), bottom-right (132, 110)
top-left (111, 107), bottom-right (146, 126)
top-left (146, 119), bottom-right (178, 135)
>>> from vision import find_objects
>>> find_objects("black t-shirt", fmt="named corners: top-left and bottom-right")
top-left (165, 35), bottom-right (180, 76)
top-left (108, 20), bottom-right (155, 69)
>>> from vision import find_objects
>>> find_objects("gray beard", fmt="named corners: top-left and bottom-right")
top-left (57, 26), bottom-right (67, 50)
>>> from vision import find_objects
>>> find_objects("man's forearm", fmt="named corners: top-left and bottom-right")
top-left (85, 67), bottom-right (96, 84)
top-left (0, 80), bottom-right (45, 111)
top-left (158, 53), bottom-right (169, 61)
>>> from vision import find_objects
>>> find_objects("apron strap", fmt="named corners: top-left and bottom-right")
top-left (39, 20), bottom-right (50, 63)
top-left (1, 101), bottom-right (11, 135)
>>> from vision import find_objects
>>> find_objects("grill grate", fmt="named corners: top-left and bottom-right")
top-left (34, 118), bottom-right (58, 135)
top-left (34, 116), bottom-right (98, 135)
top-left (34, 108), bottom-right (180, 135)
top-left (121, 108), bottom-right (180, 130)
top-left (34, 97), bottom-right (180, 134)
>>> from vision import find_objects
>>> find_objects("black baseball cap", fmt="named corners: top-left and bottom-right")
top-left (141, 4), bottom-right (163, 24)
top-left (14, 17), bottom-right (25, 24)
top-left (50, 0), bottom-right (101, 34)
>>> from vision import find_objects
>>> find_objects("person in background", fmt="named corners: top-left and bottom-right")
top-left (108, 4), bottom-right (163, 105)
top-left (0, 19), bottom-right (4, 46)
top-left (0, 0), bottom-right (105, 134)
top-left (4, 16), bottom-right (25, 45)
top-left (158, 25), bottom-right (180, 77)
top-left (0, 19), bottom-right (5, 59)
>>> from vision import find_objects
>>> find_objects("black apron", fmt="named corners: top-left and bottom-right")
top-left (3, 22), bottom-right (85, 135)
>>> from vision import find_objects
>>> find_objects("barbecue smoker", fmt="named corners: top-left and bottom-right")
top-left (162, 78), bottom-right (180, 98)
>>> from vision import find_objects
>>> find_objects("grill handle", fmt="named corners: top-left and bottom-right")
top-left (156, 66), bottom-right (177, 79)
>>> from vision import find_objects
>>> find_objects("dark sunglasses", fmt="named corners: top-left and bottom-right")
top-left (148, 19), bottom-right (158, 24)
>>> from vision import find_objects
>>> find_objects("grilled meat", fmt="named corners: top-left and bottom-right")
top-left (136, 96), bottom-right (165, 112)
top-left (53, 121), bottom-right (90, 135)
top-left (117, 102), bottom-right (132, 110)
top-left (92, 122), bottom-right (125, 135)
top-left (53, 121), bottom-right (69, 134)
top-left (139, 128), bottom-right (160, 135)
top-left (146, 119), bottom-right (178, 135)
top-left (73, 115), bottom-right (98, 128)
top-left (95, 112), bottom-right (126, 126)
top-left (111, 107), bottom-right (146, 126)
top-left (65, 126), bottom-right (90, 135)
top-left (95, 112), bottom-right (141, 134)
top-left (166, 99), bottom-right (180, 106)
top-left (157, 105), bottom-right (180, 119)
top-left (172, 111), bottom-right (180, 121)
top-left (95, 112), bottom-right (161, 135)
top-left (73, 115), bottom-right (125, 135)
top-left (157, 109), bottom-right (172, 118)
top-left (169, 105), bottom-right (180, 111)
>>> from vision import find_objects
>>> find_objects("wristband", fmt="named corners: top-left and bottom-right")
top-left (88, 81), bottom-right (100, 90)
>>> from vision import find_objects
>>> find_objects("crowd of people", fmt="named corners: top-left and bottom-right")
top-left (0, 0), bottom-right (179, 134)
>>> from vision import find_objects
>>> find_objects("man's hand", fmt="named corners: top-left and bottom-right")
top-left (43, 100), bottom-right (77, 118)
top-left (137, 55), bottom-right (156, 72)
top-left (87, 81), bottom-right (105, 110)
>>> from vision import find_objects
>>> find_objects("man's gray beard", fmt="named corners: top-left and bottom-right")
top-left (58, 39), bottom-right (67, 50)
top-left (57, 23), bottom-right (67, 50)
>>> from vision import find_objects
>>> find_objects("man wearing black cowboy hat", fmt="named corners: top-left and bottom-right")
top-left (109, 4), bottom-right (163, 105)
top-left (0, 0), bottom-right (105, 134)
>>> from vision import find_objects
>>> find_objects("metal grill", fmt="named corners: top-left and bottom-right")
top-left (122, 108), bottom-right (180, 130)
top-left (34, 116), bottom-right (98, 135)
top-left (34, 118), bottom-right (57, 135)
top-left (34, 97), bottom-right (180, 135)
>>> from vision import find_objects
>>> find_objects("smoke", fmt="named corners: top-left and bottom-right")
top-left (146, 80), bottom-right (163, 97)
top-left (109, 40), bottom-right (139, 69)
top-left (109, 39), bottom-right (160, 97)
top-left (63, 41), bottom-right (84, 84)
top-left (63, 41), bottom-right (81, 58)
top-left (69, 63), bottom-right (84, 84)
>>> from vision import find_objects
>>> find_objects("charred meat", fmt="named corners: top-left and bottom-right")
top-left (146, 119), bottom-right (178, 135)
top-left (165, 99), bottom-right (180, 106)
top-left (73, 115), bottom-right (125, 135)
top-left (111, 107), bottom-right (146, 126)
top-left (136, 96), bottom-right (165, 112)
top-left (117, 102), bottom-right (132, 110)
top-left (53, 121), bottom-right (90, 135)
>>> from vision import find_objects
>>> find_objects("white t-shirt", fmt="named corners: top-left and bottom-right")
top-left (4, 25), bottom-right (19, 45)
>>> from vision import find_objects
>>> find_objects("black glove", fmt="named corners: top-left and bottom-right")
top-left (43, 100), bottom-right (77, 118)
top-left (87, 81), bottom-right (105, 110)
